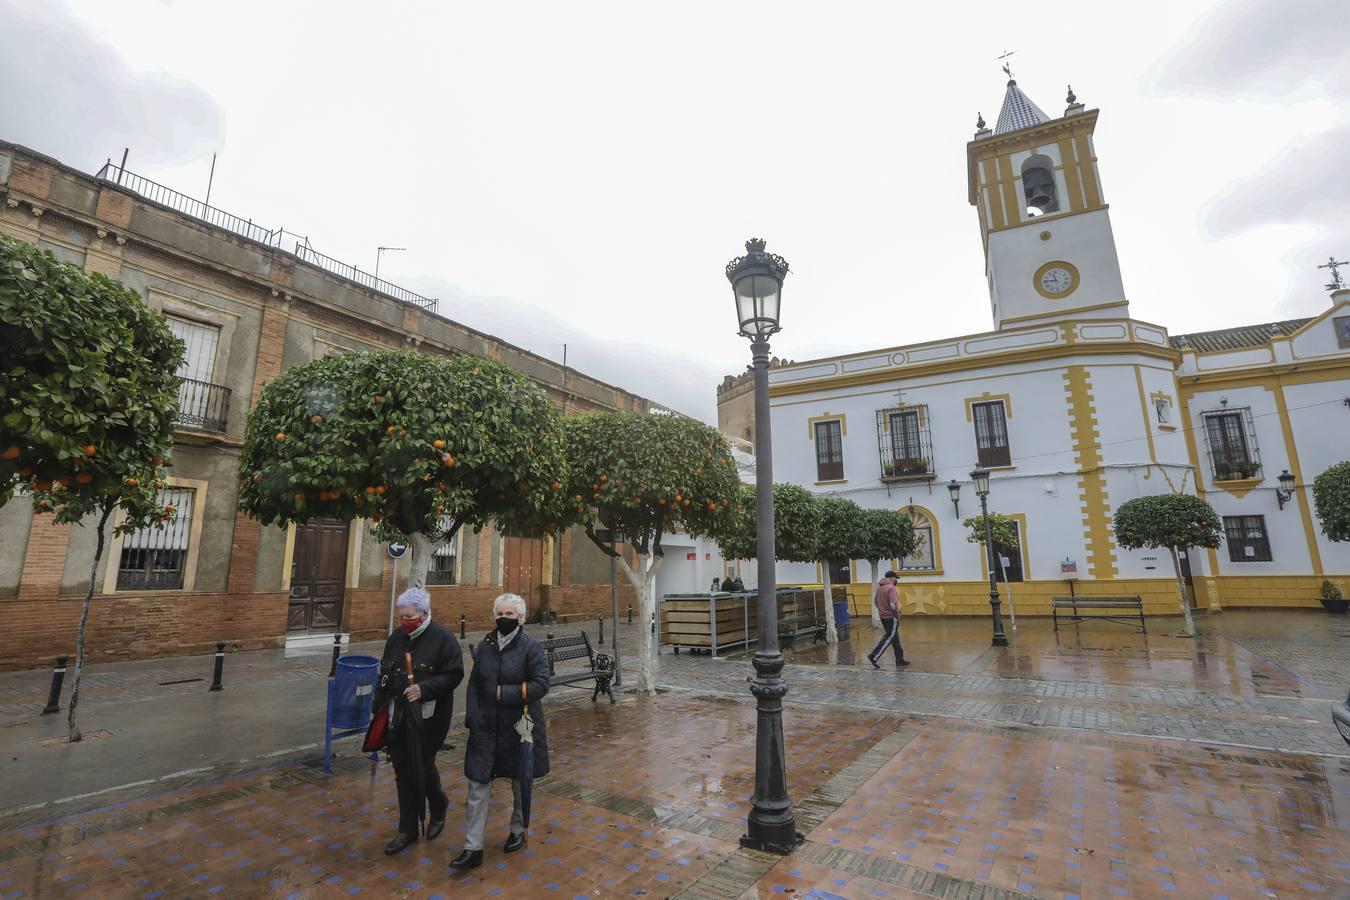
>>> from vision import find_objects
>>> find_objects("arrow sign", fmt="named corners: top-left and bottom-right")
top-left (388, 541), bottom-right (409, 559)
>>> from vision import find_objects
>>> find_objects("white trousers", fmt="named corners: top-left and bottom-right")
top-left (463, 778), bottom-right (525, 850)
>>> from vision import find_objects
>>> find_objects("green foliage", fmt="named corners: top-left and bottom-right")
top-left (562, 412), bottom-right (742, 556)
top-left (1113, 493), bottom-right (1223, 550)
top-left (963, 512), bottom-right (1020, 548)
top-left (815, 496), bottom-right (867, 562)
top-left (719, 483), bottom-right (824, 564)
top-left (855, 507), bottom-right (917, 564)
top-left (1320, 579), bottom-right (1343, 601)
top-left (0, 235), bottom-right (182, 530)
top-left (238, 350), bottom-right (567, 540)
top-left (1312, 461), bottom-right (1350, 542)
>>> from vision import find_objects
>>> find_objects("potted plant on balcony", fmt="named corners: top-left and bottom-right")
top-left (1319, 581), bottom-right (1349, 614)
top-left (883, 457), bottom-right (929, 479)
top-left (1215, 461), bottom-right (1260, 481)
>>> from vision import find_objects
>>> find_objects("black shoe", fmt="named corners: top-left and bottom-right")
top-left (449, 849), bottom-right (483, 871)
top-left (426, 817), bottom-right (445, 841)
top-left (426, 792), bottom-right (448, 840)
top-left (897, 659), bottom-right (912, 667)
top-left (868, 656), bottom-right (880, 669)
top-left (384, 833), bottom-right (417, 855)
top-left (504, 832), bottom-right (526, 853)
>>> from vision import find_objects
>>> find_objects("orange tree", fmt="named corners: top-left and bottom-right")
top-left (562, 412), bottom-right (741, 694)
top-left (238, 350), bottom-right (567, 593)
top-left (1113, 493), bottom-right (1222, 636)
top-left (856, 507), bottom-right (918, 627)
top-left (0, 235), bottom-right (183, 741)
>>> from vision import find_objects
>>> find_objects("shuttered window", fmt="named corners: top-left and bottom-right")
top-left (117, 487), bottom-right (195, 590)
top-left (972, 401), bottom-right (1011, 467)
top-left (814, 420), bottom-right (844, 481)
top-left (427, 515), bottom-right (458, 585)
top-left (1224, 515), bottom-right (1272, 562)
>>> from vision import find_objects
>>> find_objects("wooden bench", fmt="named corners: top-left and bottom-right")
top-left (777, 613), bottom-right (825, 650)
top-left (1052, 596), bottom-right (1146, 633)
top-left (542, 631), bottom-right (616, 704)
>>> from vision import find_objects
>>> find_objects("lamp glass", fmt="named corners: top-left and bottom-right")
top-left (734, 273), bottom-right (782, 337)
top-left (947, 479), bottom-right (961, 503)
top-left (1279, 470), bottom-right (1296, 491)
top-left (970, 467), bottom-right (991, 496)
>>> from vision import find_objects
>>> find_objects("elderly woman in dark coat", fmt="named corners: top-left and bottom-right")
top-left (372, 587), bottom-right (464, 856)
top-left (449, 592), bottom-right (550, 871)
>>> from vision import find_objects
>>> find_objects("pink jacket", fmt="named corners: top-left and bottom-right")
top-left (874, 578), bottom-right (899, 619)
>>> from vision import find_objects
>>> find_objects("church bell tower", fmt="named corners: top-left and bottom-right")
top-left (967, 77), bottom-right (1129, 330)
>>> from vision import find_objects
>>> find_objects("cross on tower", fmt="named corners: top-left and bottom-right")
top-left (998, 49), bottom-right (1016, 80)
top-left (1319, 256), bottom-right (1349, 292)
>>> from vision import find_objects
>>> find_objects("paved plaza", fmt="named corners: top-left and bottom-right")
top-left (0, 611), bottom-right (1347, 898)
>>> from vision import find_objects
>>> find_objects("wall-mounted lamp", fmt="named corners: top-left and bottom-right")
top-left (947, 479), bottom-right (962, 519)
top-left (1276, 469), bottom-right (1296, 510)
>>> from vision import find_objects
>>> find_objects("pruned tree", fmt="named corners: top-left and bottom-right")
top-left (239, 350), bottom-right (568, 592)
top-left (1313, 461), bottom-right (1350, 542)
top-left (0, 235), bottom-right (183, 742)
top-left (564, 412), bottom-right (741, 693)
top-left (855, 507), bottom-right (918, 627)
top-left (1113, 493), bottom-right (1222, 636)
top-left (814, 496), bottom-right (867, 644)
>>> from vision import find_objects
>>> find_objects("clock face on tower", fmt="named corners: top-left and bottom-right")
top-left (1033, 260), bottom-right (1080, 299)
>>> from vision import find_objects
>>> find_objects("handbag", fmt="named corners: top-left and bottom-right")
top-left (362, 705), bottom-right (389, 752)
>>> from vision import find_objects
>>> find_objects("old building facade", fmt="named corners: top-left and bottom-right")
top-left (0, 140), bottom-right (639, 670)
top-left (719, 80), bottom-right (1350, 617)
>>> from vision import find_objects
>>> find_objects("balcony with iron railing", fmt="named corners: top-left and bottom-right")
top-left (175, 377), bottom-right (231, 433)
top-left (876, 406), bottom-right (936, 481)
top-left (93, 161), bottom-right (438, 314)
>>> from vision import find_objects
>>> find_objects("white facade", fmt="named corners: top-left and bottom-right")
top-left (719, 81), bottom-right (1350, 616)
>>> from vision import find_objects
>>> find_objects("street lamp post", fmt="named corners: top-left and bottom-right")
top-left (970, 465), bottom-right (1008, 647)
top-left (727, 237), bottom-right (799, 854)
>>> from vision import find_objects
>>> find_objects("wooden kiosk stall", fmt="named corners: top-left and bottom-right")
top-left (659, 588), bottom-right (826, 656)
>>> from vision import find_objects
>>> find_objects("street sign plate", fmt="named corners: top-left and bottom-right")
top-left (388, 541), bottom-right (408, 559)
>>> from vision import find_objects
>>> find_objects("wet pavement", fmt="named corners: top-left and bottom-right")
top-left (0, 610), bottom-right (1347, 898)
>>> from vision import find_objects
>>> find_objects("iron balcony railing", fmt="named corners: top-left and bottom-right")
top-left (96, 161), bottom-right (280, 246)
top-left (876, 406), bottom-right (935, 480)
top-left (94, 162), bottom-right (438, 314)
top-left (175, 377), bottom-right (231, 432)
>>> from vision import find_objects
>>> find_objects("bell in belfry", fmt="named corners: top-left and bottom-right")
top-left (1022, 165), bottom-right (1058, 215)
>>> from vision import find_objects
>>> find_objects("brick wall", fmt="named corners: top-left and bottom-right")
top-left (16, 515), bottom-right (71, 600)
top-left (0, 590), bottom-right (289, 672)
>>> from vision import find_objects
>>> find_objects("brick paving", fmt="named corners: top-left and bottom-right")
top-left (0, 611), bottom-right (1347, 898)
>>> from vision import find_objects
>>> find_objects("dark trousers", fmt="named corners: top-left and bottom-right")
top-left (391, 741), bottom-right (447, 836)
top-left (869, 617), bottom-right (904, 664)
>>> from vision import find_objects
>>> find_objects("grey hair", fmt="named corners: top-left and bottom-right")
top-left (493, 592), bottom-right (527, 618)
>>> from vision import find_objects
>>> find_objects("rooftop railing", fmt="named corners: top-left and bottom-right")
top-left (93, 160), bottom-right (438, 314)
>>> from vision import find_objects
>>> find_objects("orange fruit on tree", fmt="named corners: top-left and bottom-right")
top-left (82, 445), bottom-right (96, 457)
top-left (311, 415), bottom-right (322, 425)
top-left (152, 457), bottom-right (163, 467)
top-left (275, 433), bottom-right (286, 441)
top-left (294, 493), bottom-right (305, 503)
top-left (442, 454), bottom-right (456, 467)
top-left (600, 474), bottom-right (608, 482)
top-left (1, 446), bottom-right (19, 460)
top-left (433, 439), bottom-right (445, 449)
top-left (550, 481), bottom-right (561, 491)
top-left (365, 486), bottom-right (377, 494)
top-left (375, 485), bottom-right (386, 495)
top-left (126, 477), bottom-right (138, 487)
top-left (386, 426), bottom-right (395, 435)
top-left (75, 472), bottom-right (93, 484)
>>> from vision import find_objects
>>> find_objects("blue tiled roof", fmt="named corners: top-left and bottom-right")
top-left (994, 81), bottom-right (1051, 135)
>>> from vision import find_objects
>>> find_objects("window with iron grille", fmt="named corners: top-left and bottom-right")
top-left (1224, 515), bottom-right (1272, 562)
top-left (165, 315), bottom-right (229, 431)
top-left (426, 517), bottom-right (458, 585)
top-left (117, 487), bottom-right (195, 590)
top-left (876, 406), bottom-right (934, 479)
top-left (971, 400), bottom-right (1011, 468)
top-left (814, 419), bottom-right (844, 481)
top-left (1202, 408), bottom-right (1261, 480)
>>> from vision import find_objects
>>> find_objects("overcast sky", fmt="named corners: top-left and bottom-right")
top-left (4, 0), bottom-right (1347, 422)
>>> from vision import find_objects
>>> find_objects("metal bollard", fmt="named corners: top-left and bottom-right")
top-left (547, 631), bottom-right (554, 642)
top-left (599, 616), bottom-right (605, 644)
top-left (651, 612), bottom-right (655, 635)
top-left (209, 641), bottom-right (225, 692)
top-left (41, 654), bottom-right (69, 714)
top-left (628, 604), bottom-right (633, 624)
top-left (328, 633), bottom-right (342, 678)
top-left (459, 613), bottom-right (466, 639)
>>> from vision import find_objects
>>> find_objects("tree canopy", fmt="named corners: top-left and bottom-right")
top-left (238, 350), bottom-right (568, 585)
top-left (855, 507), bottom-right (918, 566)
top-left (963, 512), bottom-right (1020, 548)
top-left (718, 482), bottom-right (823, 564)
top-left (1113, 494), bottom-right (1223, 550)
top-left (1313, 462), bottom-right (1350, 542)
top-left (815, 496), bottom-right (867, 563)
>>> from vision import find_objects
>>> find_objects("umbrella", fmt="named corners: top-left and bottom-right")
top-left (514, 710), bottom-right (535, 829)
top-left (391, 648), bottom-right (428, 835)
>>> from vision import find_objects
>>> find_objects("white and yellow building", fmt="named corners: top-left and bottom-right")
top-left (718, 78), bottom-right (1350, 617)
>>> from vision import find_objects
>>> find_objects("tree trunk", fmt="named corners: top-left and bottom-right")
top-left (407, 531), bottom-right (434, 591)
top-left (617, 551), bottom-right (664, 694)
top-left (821, 563), bottom-right (838, 644)
top-left (69, 502), bottom-right (114, 743)
top-left (1170, 545), bottom-right (1196, 637)
top-left (868, 559), bottom-right (881, 628)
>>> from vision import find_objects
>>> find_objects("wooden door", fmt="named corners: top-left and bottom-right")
top-left (288, 519), bottom-right (350, 632)
top-left (503, 536), bottom-right (544, 617)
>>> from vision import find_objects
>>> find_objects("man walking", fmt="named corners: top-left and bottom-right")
top-left (867, 570), bottom-right (910, 668)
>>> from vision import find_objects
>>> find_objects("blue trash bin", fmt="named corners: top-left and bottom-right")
top-left (833, 600), bottom-right (851, 627)
top-left (332, 654), bottom-right (380, 730)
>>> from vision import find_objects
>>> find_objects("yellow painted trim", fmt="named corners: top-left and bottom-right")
top-left (1032, 260), bottom-right (1081, 300)
top-left (900, 504), bottom-right (943, 574)
top-left (103, 475), bottom-right (210, 595)
top-left (1273, 382), bottom-right (1324, 575)
top-left (282, 523), bottom-right (298, 592)
top-left (1064, 366), bottom-right (1117, 578)
top-left (345, 519), bottom-right (363, 589)
top-left (541, 533), bottom-right (555, 587)
top-left (997, 301), bottom-right (1130, 326)
top-left (1178, 359), bottom-right (1349, 390)
top-left (1213, 476), bottom-right (1263, 499)
top-left (815, 479), bottom-right (848, 486)
top-left (806, 413), bottom-right (846, 439)
top-left (964, 392), bottom-right (1012, 423)
top-left (1057, 137), bottom-right (1086, 211)
top-left (976, 511), bottom-right (1031, 581)
top-left (998, 154), bottom-right (1020, 231)
top-left (1133, 367), bottom-right (1159, 466)
top-left (984, 158), bottom-right (1006, 230)
top-left (1076, 133), bottom-right (1102, 207)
